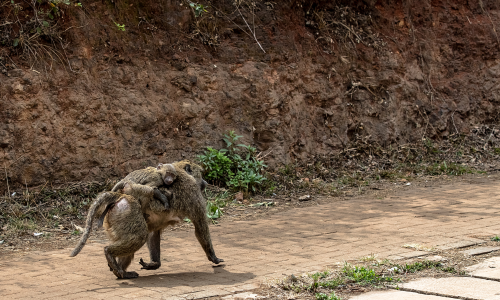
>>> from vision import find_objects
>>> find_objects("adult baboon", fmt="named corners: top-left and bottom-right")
top-left (129, 160), bottom-right (224, 270)
top-left (70, 161), bottom-right (223, 279)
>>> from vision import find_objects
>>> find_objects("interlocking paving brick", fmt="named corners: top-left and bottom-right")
top-left (2, 180), bottom-right (500, 299)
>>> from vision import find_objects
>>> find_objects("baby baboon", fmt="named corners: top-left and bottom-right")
top-left (70, 187), bottom-right (149, 279)
top-left (135, 160), bottom-right (224, 270)
top-left (111, 163), bottom-right (177, 209)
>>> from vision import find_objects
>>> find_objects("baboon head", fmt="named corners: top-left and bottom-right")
top-left (175, 160), bottom-right (207, 191)
top-left (157, 163), bottom-right (177, 186)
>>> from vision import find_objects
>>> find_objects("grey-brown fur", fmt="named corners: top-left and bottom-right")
top-left (111, 163), bottom-right (177, 209)
top-left (70, 161), bottom-right (221, 279)
top-left (69, 190), bottom-right (149, 279)
top-left (136, 160), bottom-right (223, 270)
top-left (121, 182), bottom-right (173, 215)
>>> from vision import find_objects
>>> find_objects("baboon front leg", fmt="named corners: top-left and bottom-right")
top-left (139, 230), bottom-right (162, 270)
top-left (192, 217), bottom-right (224, 264)
top-left (117, 255), bottom-right (138, 279)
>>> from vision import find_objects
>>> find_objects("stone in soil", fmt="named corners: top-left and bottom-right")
top-left (298, 195), bottom-right (311, 201)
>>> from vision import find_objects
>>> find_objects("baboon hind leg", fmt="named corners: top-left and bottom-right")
top-left (104, 246), bottom-right (126, 279)
top-left (192, 217), bottom-right (224, 264)
top-left (117, 255), bottom-right (138, 279)
top-left (140, 230), bottom-right (162, 270)
top-left (105, 240), bottom-right (144, 279)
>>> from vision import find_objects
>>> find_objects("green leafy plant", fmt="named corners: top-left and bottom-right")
top-left (199, 147), bottom-right (233, 184)
top-left (342, 264), bottom-right (393, 284)
top-left (206, 201), bottom-right (223, 220)
top-left (319, 278), bottom-right (344, 289)
top-left (315, 292), bottom-right (341, 300)
top-left (396, 261), bottom-right (440, 273)
top-left (198, 131), bottom-right (267, 193)
top-left (113, 21), bottom-right (126, 31)
top-left (188, 1), bottom-right (208, 17)
top-left (425, 161), bottom-right (473, 176)
top-left (492, 235), bottom-right (500, 241)
top-left (311, 271), bottom-right (330, 280)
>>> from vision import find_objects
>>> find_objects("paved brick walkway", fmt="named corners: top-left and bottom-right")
top-left (2, 177), bottom-right (500, 299)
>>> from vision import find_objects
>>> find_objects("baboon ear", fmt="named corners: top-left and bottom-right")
top-left (184, 164), bottom-right (192, 175)
top-left (156, 163), bottom-right (164, 170)
top-left (200, 180), bottom-right (207, 191)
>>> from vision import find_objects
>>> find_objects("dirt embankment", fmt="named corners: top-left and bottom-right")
top-left (1, 0), bottom-right (500, 189)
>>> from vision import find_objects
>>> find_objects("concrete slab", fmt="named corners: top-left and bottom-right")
top-left (222, 292), bottom-right (263, 299)
top-left (466, 257), bottom-right (500, 280)
top-left (462, 246), bottom-right (500, 256)
top-left (435, 240), bottom-right (480, 250)
top-left (349, 290), bottom-right (454, 300)
top-left (427, 255), bottom-right (447, 262)
top-left (388, 251), bottom-right (430, 260)
top-left (402, 277), bottom-right (500, 299)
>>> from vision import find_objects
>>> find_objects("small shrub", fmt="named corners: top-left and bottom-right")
top-left (198, 131), bottom-right (266, 193)
top-left (343, 265), bottom-right (378, 283)
top-left (492, 235), bottom-right (500, 241)
top-left (342, 264), bottom-right (393, 284)
top-left (200, 147), bottom-right (233, 184)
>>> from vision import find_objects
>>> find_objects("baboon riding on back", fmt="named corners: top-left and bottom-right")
top-left (70, 160), bottom-right (223, 279)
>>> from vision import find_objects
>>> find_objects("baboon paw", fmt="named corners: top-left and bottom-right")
top-left (123, 271), bottom-right (139, 279)
top-left (212, 257), bottom-right (224, 264)
top-left (139, 258), bottom-right (161, 270)
top-left (112, 270), bottom-right (124, 279)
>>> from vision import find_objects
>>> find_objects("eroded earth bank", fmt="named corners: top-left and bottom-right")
top-left (1, 0), bottom-right (500, 189)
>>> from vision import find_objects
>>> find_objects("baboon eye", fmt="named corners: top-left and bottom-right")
top-left (184, 164), bottom-right (192, 174)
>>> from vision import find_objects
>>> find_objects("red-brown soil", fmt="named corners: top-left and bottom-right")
top-left (1, 0), bottom-right (500, 189)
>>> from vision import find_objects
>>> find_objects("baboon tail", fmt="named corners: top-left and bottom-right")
top-left (70, 192), bottom-right (117, 257)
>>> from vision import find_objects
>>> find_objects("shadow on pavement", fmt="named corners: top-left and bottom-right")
top-left (90, 266), bottom-right (256, 289)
